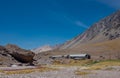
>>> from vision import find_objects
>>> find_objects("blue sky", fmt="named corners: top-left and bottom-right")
top-left (0, 0), bottom-right (119, 49)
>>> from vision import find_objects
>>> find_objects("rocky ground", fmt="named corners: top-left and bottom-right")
top-left (0, 66), bottom-right (120, 78)
top-left (0, 44), bottom-right (35, 66)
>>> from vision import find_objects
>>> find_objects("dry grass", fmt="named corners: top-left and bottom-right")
top-left (104, 67), bottom-right (115, 70)
top-left (0, 67), bottom-right (57, 75)
top-left (1, 60), bottom-right (119, 75)
top-left (53, 59), bottom-right (94, 66)
top-left (75, 70), bottom-right (91, 75)
top-left (62, 39), bottom-right (120, 60)
top-left (53, 60), bottom-right (62, 65)
top-left (92, 39), bottom-right (120, 50)
top-left (88, 65), bottom-right (104, 70)
top-left (69, 59), bottom-right (92, 66)
top-left (53, 59), bottom-right (120, 70)
top-left (88, 60), bottom-right (120, 70)
top-left (74, 38), bottom-right (120, 50)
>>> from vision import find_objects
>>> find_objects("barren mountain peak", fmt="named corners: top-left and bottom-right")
top-left (60, 10), bottom-right (120, 49)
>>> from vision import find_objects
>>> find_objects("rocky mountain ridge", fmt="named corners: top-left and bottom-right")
top-left (60, 11), bottom-right (120, 49)
top-left (34, 10), bottom-right (120, 62)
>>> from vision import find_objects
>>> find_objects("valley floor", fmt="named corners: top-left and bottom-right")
top-left (0, 60), bottom-right (120, 78)
top-left (0, 65), bottom-right (120, 78)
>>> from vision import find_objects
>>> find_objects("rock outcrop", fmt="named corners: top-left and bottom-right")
top-left (0, 46), bottom-right (18, 66)
top-left (5, 44), bottom-right (35, 63)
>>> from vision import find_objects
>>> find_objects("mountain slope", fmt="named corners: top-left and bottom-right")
top-left (60, 11), bottom-right (120, 49)
top-left (66, 38), bottom-right (120, 59)
top-left (33, 11), bottom-right (120, 64)
top-left (32, 45), bottom-right (53, 54)
top-left (37, 38), bottom-right (120, 60)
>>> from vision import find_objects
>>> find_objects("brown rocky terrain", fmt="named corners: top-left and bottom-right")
top-left (56, 11), bottom-right (120, 59)
top-left (34, 11), bottom-right (120, 65)
top-left (60, 11), bottom-right (120, 49)
top-left (59, 11), bottom-right (120, 49)
top-left (5, 44), bottom-right (35, 63)
top-left (0, 46), bottom-right (18, 66)
top-left (34, 38), bottom-right (120, 64)
top-left (0, 44), bottom-right (35, 66)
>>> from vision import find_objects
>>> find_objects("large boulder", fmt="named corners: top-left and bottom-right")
top-left (5, 44), bottom-right (35, 63)
top-left (0, 46), bottom-right (17, 66)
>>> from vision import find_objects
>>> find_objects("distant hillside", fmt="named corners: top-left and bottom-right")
top-left (32, 10), bottom-right (120, 65)
top-left (65, 38), bottom-right (120, 59)
top-left (34, 11), bottom-right (120, 63)
top-left (60, 11), bottom-right (120, 49)
top-left (32, 45), bottom-right (53, 54)
top-left (33, 39), bottom-right (120, 65)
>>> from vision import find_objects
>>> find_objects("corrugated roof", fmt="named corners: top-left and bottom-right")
top-left (69, 54), bottom-right (87, 57)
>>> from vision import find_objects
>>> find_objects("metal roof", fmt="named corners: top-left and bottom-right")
top-left (69, 54), bottom-right (88, 57)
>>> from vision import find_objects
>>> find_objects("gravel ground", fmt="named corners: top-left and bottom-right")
top-left (0, 66), bottom-right (36, 70)
top-left (0, 66), bottom-right (120, 78)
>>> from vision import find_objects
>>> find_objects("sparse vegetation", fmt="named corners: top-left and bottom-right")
top-left (75, 70), bottom-right (91, 75)
top-left (53, 59), bottom-right (95, 66)
top-left (0, 67), bottom-right (57, 75)
top-left (88, 60), bottom-right (120, 70)
top-left (53, 59), bottom-right (120, 70)
top-left (104, 67), bottom-right (115, 71)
